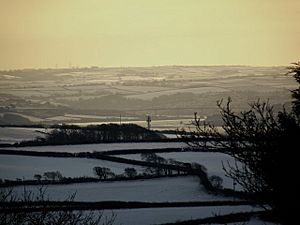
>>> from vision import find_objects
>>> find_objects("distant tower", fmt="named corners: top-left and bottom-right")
top-left (146, 115), bottom-right (151, 130)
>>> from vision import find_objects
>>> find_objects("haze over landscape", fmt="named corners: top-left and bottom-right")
top-left (0, 66), bottom-right (297, 130)
top-left (1, 1), bottom-right (299, 225)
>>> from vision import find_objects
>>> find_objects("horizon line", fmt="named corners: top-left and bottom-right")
top-left (0, 64), bottom-right (289, 72)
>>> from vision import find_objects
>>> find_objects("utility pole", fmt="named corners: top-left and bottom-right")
top-left (120, 114), bottom-right (122, 125)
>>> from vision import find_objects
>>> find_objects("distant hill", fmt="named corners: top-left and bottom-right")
top-left (0, 66), bottom-right (296, 129)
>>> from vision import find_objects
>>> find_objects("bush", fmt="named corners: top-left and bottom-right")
top-left (93, 167), bottom-right (115, 179)
top-left (124, 168), bottom-right (138, 178)
top-left (209, 175), bottom-right (223, 189)
top-left (43, 171), bottom-right (63, 181)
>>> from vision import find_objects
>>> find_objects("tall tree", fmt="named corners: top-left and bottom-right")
top-left (288, 62), bottom-right (300, 115)
top-left (181, 63), bottom-right (300, 224)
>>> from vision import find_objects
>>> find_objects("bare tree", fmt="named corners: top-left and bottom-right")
top-left (0, 187), bottom-right (116, 225)
top-left (180, 63), bottom-right (300, 224)
top-left (287, 61), bottom-right (300, 115)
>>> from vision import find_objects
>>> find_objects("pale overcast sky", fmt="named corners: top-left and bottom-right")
top-left (0, 0), bottom-right (299, 69)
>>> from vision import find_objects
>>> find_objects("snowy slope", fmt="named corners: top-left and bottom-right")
top-left (0, 127), bottom-right (46, 144)
top-left (0, 154), bottom-right (145, 180)
top-left (93, 205), bottom-right (264, 225)
top-left (12, 176), bottom-right (233, 202)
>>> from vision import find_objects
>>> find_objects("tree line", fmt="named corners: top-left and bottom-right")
top-left (18, 123), bottom-right (163, 146)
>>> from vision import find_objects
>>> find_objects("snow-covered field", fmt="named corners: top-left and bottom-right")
top-left (12, 176), bottom-right (232, 202)
top-left (100, 205), bottom-right (264, 225)
top-left (0, 142), bottom-right (187, 153)
top-left (0, 154), bottom-right (145, 180)
top-left (211, 219), bottom-right (277, 225)
top-left (120, 152), bottom-right (240, 189)
top-left (0, 127), bottom-right (46, 144)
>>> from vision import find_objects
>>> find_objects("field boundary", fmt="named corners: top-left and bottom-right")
top-left (157, 210), bottom-right (269, 225)
top-left (0, 200), bottom-right (259, 213)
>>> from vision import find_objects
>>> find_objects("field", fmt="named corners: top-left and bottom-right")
top-left (99, 206), bottom-right (264, 225)
top-left (0, 66), bottom-right (285, 224)
top-left (12, 176), bottom-right (231, 202)
top-left (0, 127), bottom-right (46, 144)
top-left (0, 66), bottom-right (296, 129)
top-left (0, 140), bottom-right (264, 224)
top-left (0, 154), bottom-right (145, 180)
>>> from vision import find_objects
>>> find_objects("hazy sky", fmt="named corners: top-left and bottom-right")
top-left (0, 0), bottom-right (299, 69)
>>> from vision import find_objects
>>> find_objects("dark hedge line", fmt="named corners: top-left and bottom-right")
top-left (159, 211), bottom-right (268, 225)
top-left (0, 200), bottom-right (259, 213)
top-left (16, 124), bottom-right (164, 146)
top-left (0, 174), bottom-right (189, 188)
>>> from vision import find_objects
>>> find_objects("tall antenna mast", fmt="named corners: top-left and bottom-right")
top-left (146, 115), bottom-right (151, 130)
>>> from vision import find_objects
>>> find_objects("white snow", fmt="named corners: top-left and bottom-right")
top-left (100, 205), bottom-right (263, 225)
top-left (161, 133), bottom-right (178, 139)
top-left (1, 142), bottom-right (187, 153)
top-left (12, 176), bottom-right (232, 202)
top-left (0, 154), bottom-right (145, 180)
top-left (0, 127), bottom-right (46, 144)
top-left (211, 218), bottom-right (278, 225)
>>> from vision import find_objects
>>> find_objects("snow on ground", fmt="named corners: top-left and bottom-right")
top-left (120, 152), bottom-right (241, 189)
top-left (161, 133), bottom-right (178, 139)
top-left (100, 205), bottom-right (264, 225)
top-left (0, 127), bottom-right (46, 144)
top-left (210, 218), bottom-right (278, 225)
top-left (12, 176), bottom-right (233, 202)
top-left (0, 142), bottom-right (187, 153)
top-left (0, 154), bottom-right (145, 180)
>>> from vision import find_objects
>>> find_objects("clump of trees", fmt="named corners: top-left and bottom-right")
top-left (141, 153), bottom-right (180, 176)
top-left (32, 171), bottom-right (63, 182)
top-left (33, 174), bottom-right (42, 181)
top-left (19, 124), bottom-right (163, 146)
top-left (93, 167), bottom-right (115, 180)
top-left (43, 171), bottom-right (63, 181)
top-left (124, 168), bottom-right (138, 178)
top-left (140, 153), bottom-right (207, 177)
top-left (181, 62), bottom-right (300, 224)
top-left (209, 175), bottom-right (223, 189)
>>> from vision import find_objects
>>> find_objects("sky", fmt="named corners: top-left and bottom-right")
top-left (0, 0), bottom-right (299, 69)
